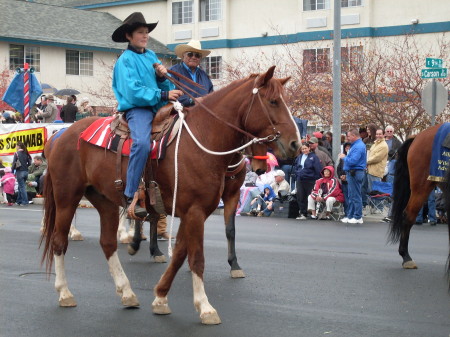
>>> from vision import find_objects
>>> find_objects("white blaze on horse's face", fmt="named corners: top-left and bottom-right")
top-left (280, 95), bottom-right (301, 148)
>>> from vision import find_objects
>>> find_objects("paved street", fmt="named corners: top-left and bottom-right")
top-left (1, 204), bottom-right (449, 337)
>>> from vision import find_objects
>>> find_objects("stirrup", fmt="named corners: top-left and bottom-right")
top-left (126, 192), bottom-right (147, 220)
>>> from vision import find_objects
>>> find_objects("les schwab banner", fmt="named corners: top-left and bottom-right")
top-left (0, 123), bottom-right (71, 166)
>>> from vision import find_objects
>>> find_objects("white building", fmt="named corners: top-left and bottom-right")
top-left (1, 0), bottom-right (449, 108)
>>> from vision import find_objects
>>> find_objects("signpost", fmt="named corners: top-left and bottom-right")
top-left (421, 58), bottom-right (448, 126)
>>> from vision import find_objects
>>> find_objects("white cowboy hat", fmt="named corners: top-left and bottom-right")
top-left (174, 39), bottom-right (211, 58)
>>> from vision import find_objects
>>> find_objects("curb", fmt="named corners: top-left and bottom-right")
top-left (32, 198), bottom-right (93, 208)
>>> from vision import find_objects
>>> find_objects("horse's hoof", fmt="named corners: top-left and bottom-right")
top-left (127, 245), bottom-right (137, 255)
top-left (402, 260), bottom-right (418, 269)
top-left (230, 269), bottom-right (245, 278)
top-left (153, 255), bottom-right (166, 263)
top-left (59, 297), bottom-right (77, 307)
top-left (152, 297), bottom-right (171, 315)
top-left (70, 234), bottom-right (84, 241)
top-left (200, 311), bottom-right (222, 325)
top-left (119, 237), bottom-right (131, 244)
top-left (122, 294), bottom-right (140, 307)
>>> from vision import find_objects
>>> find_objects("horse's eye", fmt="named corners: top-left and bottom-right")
top-left (269, 99), bottom-right (278, 106)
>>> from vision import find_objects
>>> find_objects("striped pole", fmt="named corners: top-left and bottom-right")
top-left (23, 63), bottom-right (30, 123)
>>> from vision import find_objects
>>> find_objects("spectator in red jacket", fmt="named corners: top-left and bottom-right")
top-left (307, 165), bottom-right (344, 220)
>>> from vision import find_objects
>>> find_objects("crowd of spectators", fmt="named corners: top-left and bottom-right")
top-left (0, 145), bottom-right (47, 206)
top-left (236, 124), bottom-right (442, 225)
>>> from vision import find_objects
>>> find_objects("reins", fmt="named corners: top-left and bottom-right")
top-left (157, 64), bottom-right (280, 142)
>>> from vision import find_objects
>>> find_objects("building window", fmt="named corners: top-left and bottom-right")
top-left (341, 45), bottom-right (363, 71)
top-left (9, 44), bottom-right (40, 72)
top-left (341, 0), bottom-right (361, 7)
top-left (199, 0), bottom-right (222, 22)
top-left (66, 50), bottom-right (93, 76)
top-left (303, 48), bottom-right (330, 73)
top-left (201, 56), bottom-right (222, 79)
top-left (172, 1), bottom-right (193, 24)
top-left (303, 0), bottom-right (330, 11)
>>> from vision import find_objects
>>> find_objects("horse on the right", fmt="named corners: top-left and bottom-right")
top-left (389, 123), bottom-right (450, 286)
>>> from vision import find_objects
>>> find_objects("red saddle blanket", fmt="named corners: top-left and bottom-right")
top-left (79, 116), bottom-right (171, 159)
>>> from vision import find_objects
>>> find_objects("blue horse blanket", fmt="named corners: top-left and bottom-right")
top-left (429, 122), bottom-right (450, 181)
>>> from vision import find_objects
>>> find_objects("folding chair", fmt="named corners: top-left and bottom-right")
top-left (367, 181), bottom-right (392, 215)
top-left (315, 200), bottom-right (343, 221)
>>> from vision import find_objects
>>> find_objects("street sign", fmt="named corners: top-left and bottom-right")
top-left (425, 57), bottom-right (443, 68)
top-left (421, 80), bottom-right (448, 125)
top-left (421, 68), bottom-right (448, 79)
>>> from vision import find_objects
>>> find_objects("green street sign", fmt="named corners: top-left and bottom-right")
top-left (421, 68), bottom-right (448, 79)
top-left (425, 58), bottom-right (443, 68)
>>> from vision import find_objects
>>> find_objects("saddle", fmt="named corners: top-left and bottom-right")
top-left (79, 103), bottom-right (182, 219)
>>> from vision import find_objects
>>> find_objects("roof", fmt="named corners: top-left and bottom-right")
top-left (0, 0), bottom-right (174, 56)
top-left (29, 0), bottom-right (165, 9)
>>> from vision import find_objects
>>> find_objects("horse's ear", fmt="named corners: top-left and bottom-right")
top-left (256, 66), bottom-right (276, 87)
top-left (279, 77), bottom-right (290, 86)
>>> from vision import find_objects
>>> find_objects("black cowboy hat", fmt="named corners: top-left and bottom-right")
top-left (112, 12), bottom-right (158, 43)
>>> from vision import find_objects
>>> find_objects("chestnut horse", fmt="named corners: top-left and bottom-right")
top-left (389, 124), bottom-right (450, 285)
top-left (40, 66), bottom-right (300, 324)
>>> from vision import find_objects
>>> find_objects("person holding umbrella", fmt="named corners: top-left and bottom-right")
top-left (112, 12), bottom-right (182, 217)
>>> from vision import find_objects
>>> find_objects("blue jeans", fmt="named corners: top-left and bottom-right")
top-left (367, 174), bottom-right (381, 194)
top-left (15, 170), bottom-right (28, 205)
top-left (416, 190), bottom-right (436, 223)
top-left (125, 107), bottom-right (154, 198)
top-left (361, 171), bottom-right (368, 207)
top-left (346, 169), bottom-right (364, 220)
top-left (280, 164), bottom-right (296, 191)
top-left (341, 183), bottom-right (349, 216)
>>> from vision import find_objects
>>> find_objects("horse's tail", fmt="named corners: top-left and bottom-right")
top-left (442, 165), bottom-right (450, 289)
top-left (388, 137), bottom-right (415, 244)
top-left (39, 169), bottom-right (56, 273)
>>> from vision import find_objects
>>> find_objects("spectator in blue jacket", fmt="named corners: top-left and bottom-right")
top-left (169, 40), bottom-right (214, 107)
top-left (112, 12), bottom-right (183, 217)
top-left (294, 143), bottom-right (322, 220)
top-left (339, 128), bottom-right (367, 224)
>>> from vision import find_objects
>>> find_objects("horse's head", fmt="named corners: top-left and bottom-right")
top-left (243, 66), bottom-right (300, 160)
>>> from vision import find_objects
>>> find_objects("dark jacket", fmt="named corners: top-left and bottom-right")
top-left (12, 151), bottom-right (32, 172)
top-left (294, 152), bottom-right (322, 181)
top-left (60, 103), bottom-right (78, 123)
top-left (169, 63), bottom-right (213, 107)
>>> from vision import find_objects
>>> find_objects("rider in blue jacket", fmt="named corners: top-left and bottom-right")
top-left (112, 12), bottom-right (183, 217)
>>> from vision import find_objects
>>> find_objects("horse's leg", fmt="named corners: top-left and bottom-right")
top-left (127, 220), bottom-right (142, 255)
top-left (222, 178), bottom-right (245, 278)
top-left (117, 207), bottom-right (131, 244)
top-left (149, 212), bottom-right (166, 263)
top-left (152, 214), bottom-right (221, 324)
top-left (152, 223), bottom-right (187, 316)
top-left (400, 182), bottom-right (435, 269)
top-left (52, 207), bottom-right (79, 307)
top-left (85, 190), bottom-right (139, 307)
top-left (186, 217), bottom-right (221, 324)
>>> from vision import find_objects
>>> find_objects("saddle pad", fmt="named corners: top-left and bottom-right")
top-left (79, 116), bottom-right (177, 159)
top-left (428, 122), bottom-right (450, 182)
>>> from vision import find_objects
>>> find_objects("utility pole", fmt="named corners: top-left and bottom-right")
top-left (332, 0), bottom-right (342, 163)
